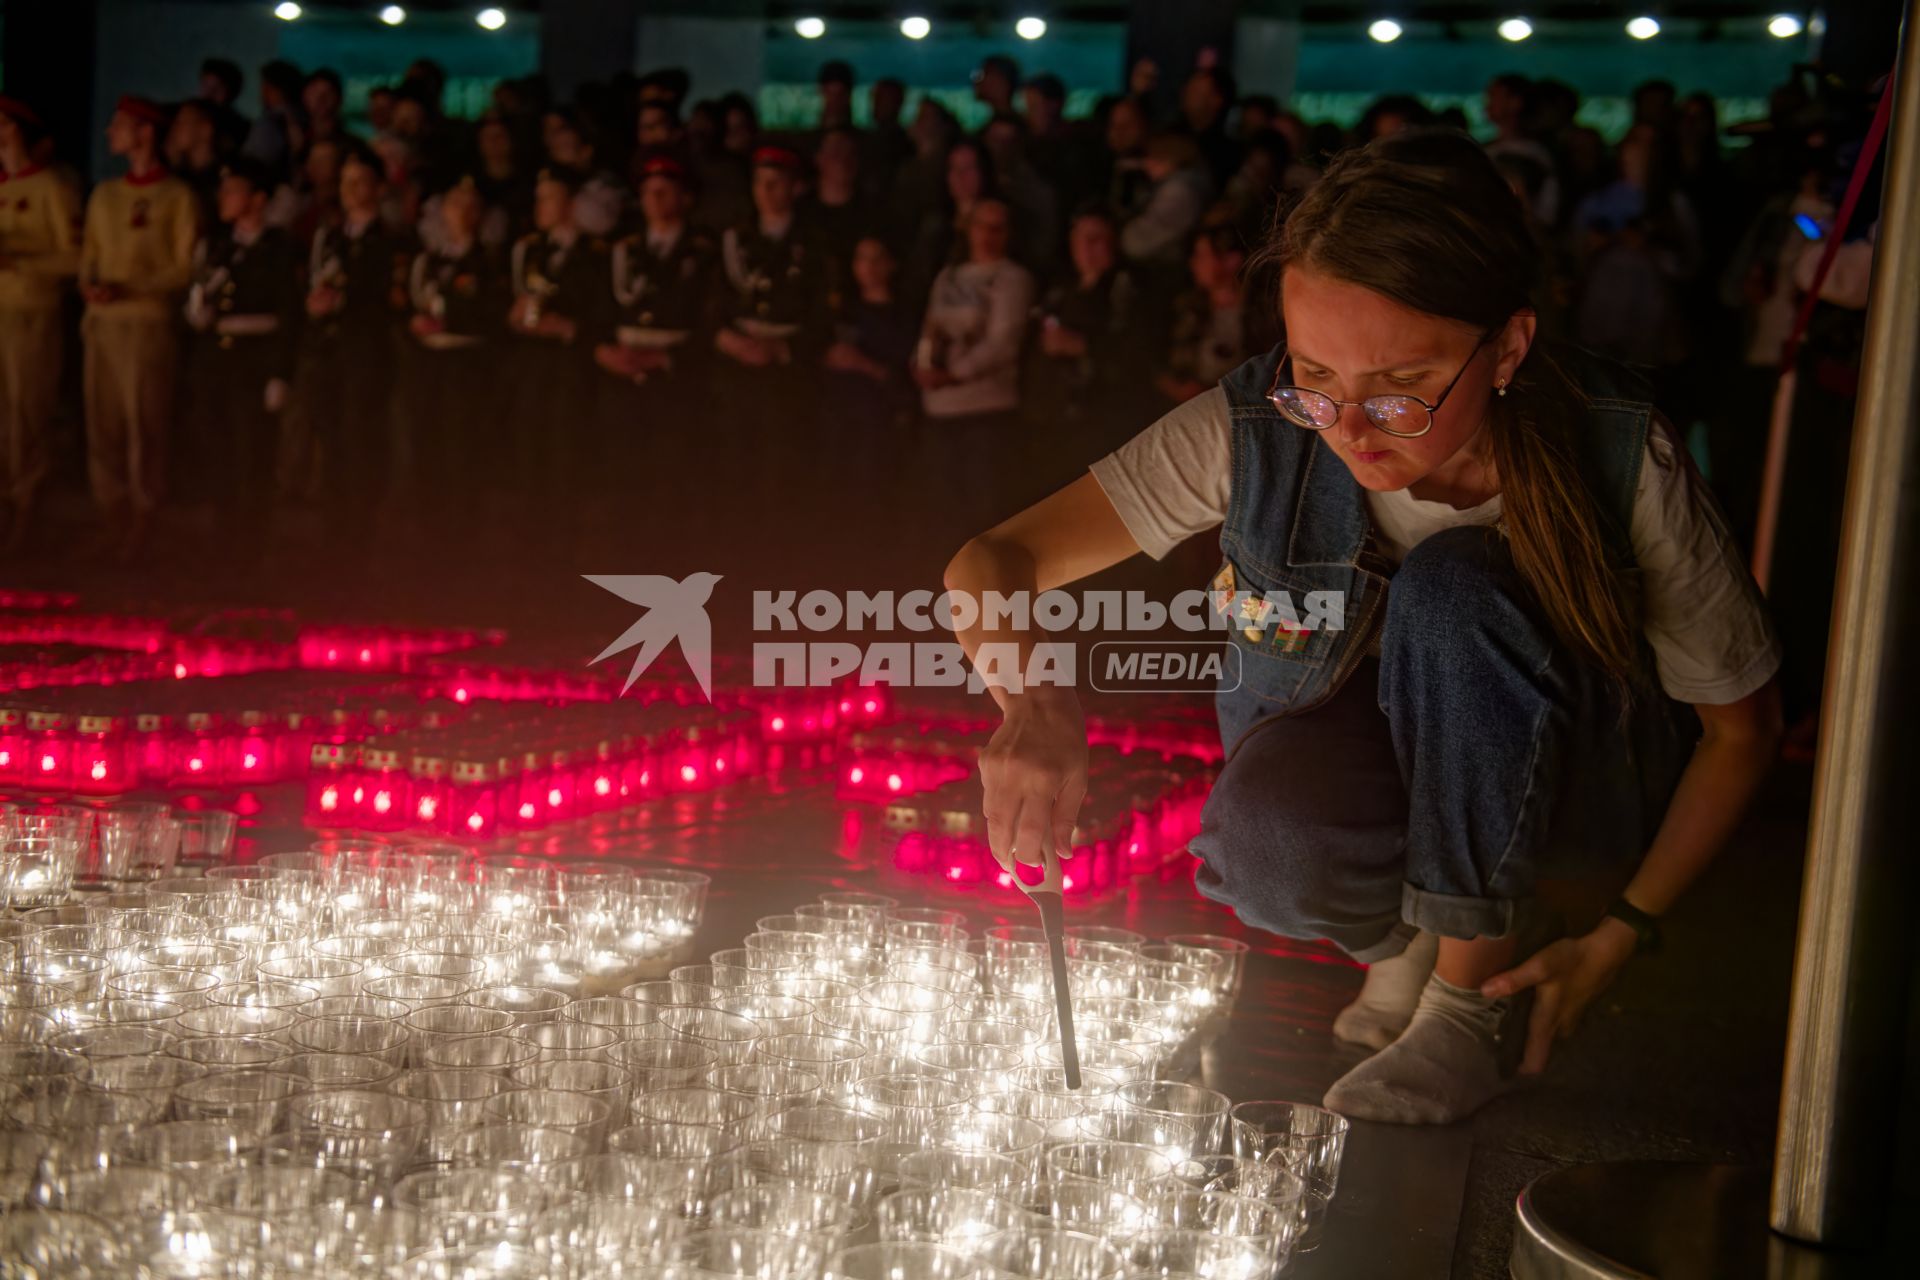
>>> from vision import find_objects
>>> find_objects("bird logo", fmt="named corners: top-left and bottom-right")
top-left (585, 573), bottom-right (724, 701)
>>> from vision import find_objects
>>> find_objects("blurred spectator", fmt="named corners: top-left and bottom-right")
top-left (863, 78), bottom-right (912, 187)
top-left (506, 166), bottom-right (609, 515)
top-left (182, 156), bottom-right (297, 549)
top-left (200, 58), bottom-right (244, 112)
top-left (297, 143), bottom-right (410, 531)
top-left (1633, 79), bottom-right (1678, 131)
top-left (367, 85), bottom-right (398, 140)
top-left (915, 198), bottom-right (1035, 524)
top-left (817, 60), bottom-right (856, 134)
top-left (1120, 132), bottom-right (1210, 273)
top-left (825, 236), bottom-right (916, 459)
top-left (1484, 73), bottom-right (1560, 225)
top-left (1713, 146), bottom-right (1836, 547)
top-left (404, 176), bottom-right (505, 505)
top-left (1357, 94), bottom-right (1432, 142)
top-left (545, 110), bottom-right (624, 238)
top-left (1177, 66), bottom-right (1242, 188)
top-left (907, 137), bottom-right (999, 312)
top-left (807, 127), bottom-right (867, 284)
top-left (164, 99), bottom-right (230, 222)
top-left (1221, 132), bottom-right (1304, 242)
top-left (889, 99), bottom-right (960, 250)
top-left (1155, 223), bottom-right (1263, 405)
top-left (81, 96), bottom-right (198, 560)
top-left (1103, 96), bottom-right (1152, 220)
top-left (0, 96), bottom-right (80, 551)
top-left (973, 55), bottom-right (1020, 118)
top-left (303, 69), bottom-right (345, 148)
top-left (1572, 123), bottom-right (1700, 375)
top-left (596, 156), bottom-right (715, 481)
top-left (1028, 208), bottom-right (1148, 446)
top-left (243, 59), bottom-right (305, 181)
top-left (1022, 73), bottom-right (1094, 210)
top-left (982, 113), bottom-right (1060, 275)
top-left (265, 136), bottom-right (345, 250)
top-left (1238, 95), bottom-right (1281, 141)
top-left (474, 114), bottom-right (532, 242)
top-left (715, 147), bottom-right (830, 486)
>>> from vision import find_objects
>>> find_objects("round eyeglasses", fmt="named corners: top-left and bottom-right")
top-left (1267, 335), bottom-right (1492, 439)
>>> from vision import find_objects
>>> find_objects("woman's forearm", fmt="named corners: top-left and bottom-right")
top-left (1621, 684), bottom-right (1783, 916)
top-left (943, 534), bottom-right (1057, 715)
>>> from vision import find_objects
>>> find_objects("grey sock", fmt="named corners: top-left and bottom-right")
top-left (1321, 975), bottom-right (1511, 1125)
top-left (1332, 930), bottom-right (1438, 1051)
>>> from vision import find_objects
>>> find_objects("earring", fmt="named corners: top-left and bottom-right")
top-left (1496, 380), bottom-right (1508, 398)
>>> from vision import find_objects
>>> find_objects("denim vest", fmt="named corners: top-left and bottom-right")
top-left (1212, 341), bottom-right (1655, 751)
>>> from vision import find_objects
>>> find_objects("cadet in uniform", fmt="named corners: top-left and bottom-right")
top-left (594, 154), bottom-right (715, 483)
top-left (506, 166), bottom-right (609, 519)
top-left (81, 96), bottom-right (200, 559)
top-left (403, 175), bottom-right (505, 508)
top-left (0, 97), bottom-right (80, 553)
top-left (182, 157), bottom-right (298, 549)
top-left (715, 145), bottom-right (829, 498)
top-left (300, 142), bottom-right (412, 532)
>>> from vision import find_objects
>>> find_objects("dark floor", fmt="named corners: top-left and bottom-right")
top-left (0, 484), bottom-right (1881, 1278)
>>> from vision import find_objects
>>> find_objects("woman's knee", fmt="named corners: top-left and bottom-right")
top-left (1382, 525), bottom-right (1550, 672)
top-left (1189, 722), bottom-right (1383, 941)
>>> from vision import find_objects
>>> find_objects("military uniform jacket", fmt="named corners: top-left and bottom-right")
top-left (609, 224), bottom-right (716, 337)
top-left (510, 228), bottom-right (611, 346)
top-left (186, 224), bottom-right (300, 378)
top-left (310, 215), bottom-right (411, 339)
top-left (718, 217), bottom-right (829, 353)
top-left (409, 240), bottom-right (505, 346)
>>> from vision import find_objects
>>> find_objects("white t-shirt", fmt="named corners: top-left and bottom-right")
top-left (1089, 386), bottom-right (1781, 706)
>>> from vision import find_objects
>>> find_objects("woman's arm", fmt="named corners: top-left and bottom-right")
top-left (944, 473), bottom-right (1145, 870)
top-left (1484, 679), bottom-right (1783, 1072)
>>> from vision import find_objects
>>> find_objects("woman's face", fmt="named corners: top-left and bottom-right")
top-left (1107, 100), bottom-right (1146, 153)
top-left (852, 238), bottom-right (895, 293)
top-left (1279, 265), bottom-right (1527, 494)
top-left (478, 121), bottom-right (513, 167)
top-left (947, 146), bottom-right (984, 205)
top-left (967, 201), bottom-right (1012, 262)
top-left (1069, 217), bottom-right (1115, 279)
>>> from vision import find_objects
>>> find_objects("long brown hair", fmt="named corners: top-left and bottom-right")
top-left (1257, 129), bottom-right (1641, 703)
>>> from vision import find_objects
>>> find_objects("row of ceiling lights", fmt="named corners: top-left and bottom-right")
top-left (1370, 13), bottom-right (1807, 42)
top-left (272, 5), bottom-right (507, 27)
top-left (266, 7), bottom-right (1810, 44)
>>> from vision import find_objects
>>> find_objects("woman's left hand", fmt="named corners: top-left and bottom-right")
top-left (1481, 917), bottom-right (1638, 1075)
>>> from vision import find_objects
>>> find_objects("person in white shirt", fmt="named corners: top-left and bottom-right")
top-left (943, 130), bottom-right (1782, 1127)
top-left (914, 198), bottom-right (1035, 537)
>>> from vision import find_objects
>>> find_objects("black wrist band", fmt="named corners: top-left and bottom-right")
top-left (1605, 898), bottom-right (1662, 955)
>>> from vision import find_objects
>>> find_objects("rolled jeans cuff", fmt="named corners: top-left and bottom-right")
top-left (1402, 882), bottom-right (1517, 941)
top-left (1346, 920), bottom-right (1420, 965)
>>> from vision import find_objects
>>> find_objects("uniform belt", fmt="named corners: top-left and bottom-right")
top-left (214, 314), bottom-right (281, 337)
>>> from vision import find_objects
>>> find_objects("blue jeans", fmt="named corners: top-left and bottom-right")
top-left (1191, 526), bottom-right (1694, 961)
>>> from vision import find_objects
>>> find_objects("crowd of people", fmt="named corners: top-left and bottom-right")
top-left (0, 50), bottom-right (1883, 679)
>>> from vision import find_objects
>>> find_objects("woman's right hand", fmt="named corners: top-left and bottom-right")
top-left (979, 686), bottom-right (1089, 875)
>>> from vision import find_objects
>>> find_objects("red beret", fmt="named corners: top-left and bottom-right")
top-left (751, 145), bottom-right (803, 174)
top-left (0, 96), bottom-right (41, 130)
top-left (115, 96), bottom-right (168, 128)
top-left (639, 154), bottom-right (688, 184)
